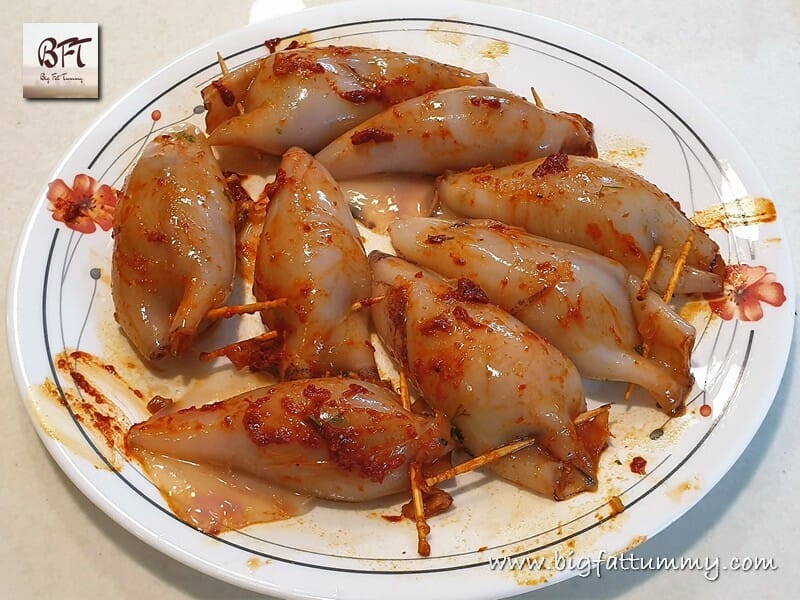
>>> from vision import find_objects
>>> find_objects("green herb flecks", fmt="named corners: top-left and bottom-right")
top-left (174, 130), bottom-right (196, 143)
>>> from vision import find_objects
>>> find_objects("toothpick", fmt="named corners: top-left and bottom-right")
top-left (199, 330), bottom-right (279, 362)
top-left (635, 245), bottom-right (664, 301)
top-left (625, 243), bottom-right (665, 400)
top-left (206, 295), bottom-right (384, 323)
top-left (530, 86), bottom-right (544, 109)
top-left (205, 298), bottom-right (289, 320)
top-left (399, 369), bottom-right (411, 411)
top-left (410, 462), bottom-right (431, 556)
top-left (624, 235), bottom-right (694, 401)
top-left (574, 404), bottom-right (611, 425)
top-left (216, 51), bottom-right (230, 76)
top-left (350, 295), bottom-right (386, 312)
top-left (216, 51), bottom-right (245, 115)
top-left (662, 234), bottom-right (694, 304)
top-left (398, 368), bottom-right (429, 555)
top-left (424, 437), bottom-right (537, 487)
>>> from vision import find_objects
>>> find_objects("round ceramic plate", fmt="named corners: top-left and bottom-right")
top-left (8, 1), bottom-right (794, 599)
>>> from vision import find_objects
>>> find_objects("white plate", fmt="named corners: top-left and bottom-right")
top-left (8, 1), bottom-right (794, 598)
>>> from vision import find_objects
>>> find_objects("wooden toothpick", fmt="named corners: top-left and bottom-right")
top-left (199, 330), bottom-right (279, 362)
top-left (205, 298), bottom-right (289, 320)
top-left (424, 438), bottom-right (537, 487)
top-left (624, 235), bottom-right (694, 401)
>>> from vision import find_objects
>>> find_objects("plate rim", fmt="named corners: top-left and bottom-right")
top-left (8, 1), bottom-right (795, 598)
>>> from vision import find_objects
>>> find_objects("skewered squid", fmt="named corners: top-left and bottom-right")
top-left (436, 154), bottom-right (724, 294)
top-left (204, 45), bottom-right (491, 154)
top-left (126, 378), bottom-right (453, 506)
top-left (315, 86), bottom-right (597, 179)
top-left (390, 218), bottom-right (695, 415)
top-left (253, 147), bottom-right (378, 380)
top-left (111, 124), bottom-right (235, 359)
top-left (370, 252), bottom-right (608, 500)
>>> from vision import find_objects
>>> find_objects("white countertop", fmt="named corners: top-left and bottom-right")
top-left (2, 1), bottom-right (798, 598)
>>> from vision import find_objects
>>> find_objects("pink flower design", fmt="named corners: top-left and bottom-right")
top-left (706, 264), bottom-right (787, 322)
top-left (47, 174), bottom-right (119, 234)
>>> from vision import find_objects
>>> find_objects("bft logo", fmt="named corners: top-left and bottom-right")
top-left (37, 36), bottom-right (93, 69)
top-left (23, 23), bottom-right (99, 99)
